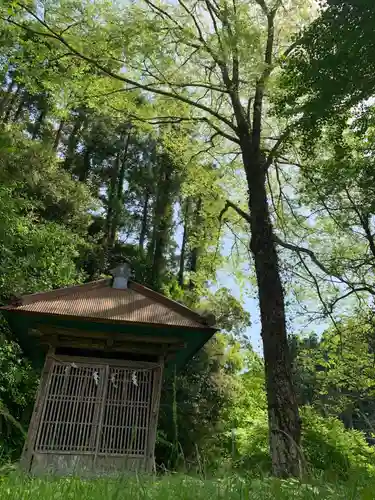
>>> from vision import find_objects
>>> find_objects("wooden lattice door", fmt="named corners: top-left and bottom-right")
top-left (35, 362), bottom-right (106, 454)
top-left (99, 366), bottom-right (153, 456)
top-left (27, 357), bottom-right (161, 475)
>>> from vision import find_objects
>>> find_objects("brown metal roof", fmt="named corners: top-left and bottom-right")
top-left (0, 279), bottom-right (216, 330)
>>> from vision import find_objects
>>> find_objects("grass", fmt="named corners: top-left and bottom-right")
top-left (1, 472), bottom-right (375, 500)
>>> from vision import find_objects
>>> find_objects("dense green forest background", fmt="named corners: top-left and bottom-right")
top-left (1, 0), bottom-right (375, 481)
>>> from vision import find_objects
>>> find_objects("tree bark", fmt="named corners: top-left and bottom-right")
top-left (0, 79), bottom-right (15, 118)
top-left (32, 108), bottom-right (47, 139)
top-left (152, 201), bottom-right (172, 287)
top-left (139, 188), bottom-right (150, 251)
top-left (53, 120), bottom-right (65, 151)
top-left (242, 143), bottom-right (301, 478)
top-left (215, 3), bottom-right (302, 476)
top-left (3, 84), bottom-right (20, 123)
top-left (13, 91), bottom-right (26, 122)
top-left (108, 131), bottom-right (131, 245)
top-left (79, 145), bottom-right (91, 182)
top-left (64, 112), bottom-right (85, 170)
top-left (188, 198), bottom-right (202, 289)
top-left (178, 198), bottom-right (191, 287)
top-left (106, 151), bottom-right (121, 249)
top-left (147, 208), bottom-right (157, 265)
top-left (151, 159), bottom-right (174, 287)
top-left (116, 131), bottom-right (131, 201)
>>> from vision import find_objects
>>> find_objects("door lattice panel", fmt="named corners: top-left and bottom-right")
top-left (34, 360), bottom-right (155, 458)
top-left (100, 368), bottom-right (152, 456)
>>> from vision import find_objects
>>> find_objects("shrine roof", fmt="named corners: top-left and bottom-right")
top-left (0, 279), bottom-right (216, 330)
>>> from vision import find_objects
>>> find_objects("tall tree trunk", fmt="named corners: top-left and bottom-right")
top-left (178, 198), bottom-right (191, 287)
top-left (151, 158), bottom-right (174, 288)
top-left (106, 152), bottom-right (121, 249)
top-left (53, 120), bottom-right (65, 151)
top-left (3, 85), bottom-right (20, 123)
top-left (0, 79), bottom-right (15, 118)
top-left (242, 142), bottom-right (301, 478)
top-left (32, 108), bottom-right (47, 139)
top-left (139, 188), bottom-right (150, 251)
top-left (341, 406), bottom-right (353, 429)
top-left (152, 191), bottom-right (173, 288)
top-left (64, 112), bottom-right (84, 170)
top-left (108, 131), bottom-right (131, 245)
top-left (219, 5), bottom-right (302, 477)
top-left (116, 131), bottom-right (131, 201)
top-left (79, 146), bottom-right (91, 182)
top-left (147, 206), bottom-right (157, 264)
top-left (188, 198), bottom-right (202, 289)
top-left (13, 92), bottom-right (26, 122)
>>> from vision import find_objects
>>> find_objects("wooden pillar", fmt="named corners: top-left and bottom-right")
top-left (145, 356), bottom-right (164, 473)
top-left (20, 354), bottom-right (53, 472)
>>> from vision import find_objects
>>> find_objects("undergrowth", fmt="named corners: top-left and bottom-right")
top-left (0, 472), bottom-right (375, 499)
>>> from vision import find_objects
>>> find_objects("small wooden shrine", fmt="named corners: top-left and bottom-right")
top-left (0, 263), bottom-right (217, 476)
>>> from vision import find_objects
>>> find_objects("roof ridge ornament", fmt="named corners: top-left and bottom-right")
top-left (110, 262), bottom-right (132, 289)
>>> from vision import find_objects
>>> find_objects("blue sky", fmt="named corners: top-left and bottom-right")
top-left (216, 265), bottom-right (329, 355)
top-left (170, 203), bottom-right (330, 354)
top-left (215, 233), bottom-right (329, 354)
top-left (216, 268), bottom-right (263, 353)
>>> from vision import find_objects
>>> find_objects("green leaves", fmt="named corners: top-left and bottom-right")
top-left (0, 125), bottom-right (94, 233)
top-left (277, 0), bottom-right (375, 135)
top-left (0, 185), bottom-right (87, 299)
top-left (0, 320), bottom-right (38, 461)
top-left (292, 315), bottom-right (375, 442)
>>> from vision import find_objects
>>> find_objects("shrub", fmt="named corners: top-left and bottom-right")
top-left (232, 411), bottom-right (270, 475)
top-left (302, 406), bottom-right (375, 478)
top-left (235, 406), bottom-right (375, 478)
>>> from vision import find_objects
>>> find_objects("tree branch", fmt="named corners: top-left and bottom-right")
top-left (252, 5), bottom-right (277, 155)
top-left (273, 235), bottom-right (339, 277)
top-left (328, 287), bottom-right (371, 312)
top-left (231, 0), bottom-right (239, 87)
top-left (264, 127), bottom-right (291, 171)
top-left (274, 235), bottom-right (375, 295)
top-left (220, 192), bottom-right (375, 314)
top-left (344, 187), bottom-right (375, 261)
top-left (204, 118), bottom-right (240, 143)
top-left (297, 254), bottom-right (332, 319)
top-left (205, 0), bottom-right (224, 53)
top-left (254, 0), bottom-right (269, 16)
top-left (144, 0), bottom-right (186, 31)
top-left (246, 96), bottom-right (253, 123)
top-left (219, 199), bottom-right (251, 225)
top-left (11, 2), bottom-right (238, 133)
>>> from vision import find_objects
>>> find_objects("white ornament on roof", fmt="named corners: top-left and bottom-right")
top-left (110, 262), bottom-right (132, 289)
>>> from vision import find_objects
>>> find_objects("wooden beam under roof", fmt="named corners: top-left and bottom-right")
top-left (32, 324), bottom-right (183, 345)
top-left (38, 333), bottom-right (185, 356)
